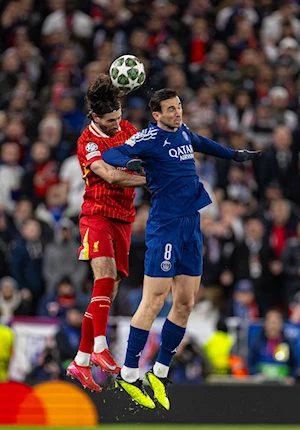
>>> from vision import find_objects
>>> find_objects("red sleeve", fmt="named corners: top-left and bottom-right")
top-left (78, 137), bottom-right (107, 168)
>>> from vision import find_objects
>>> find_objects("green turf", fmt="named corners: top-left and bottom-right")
top-left (1, 426), bottom-right (300, 430)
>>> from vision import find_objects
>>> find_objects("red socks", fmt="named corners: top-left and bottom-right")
top-left (78, 303), bottom-right (94, 354)
top-left (90, 278), bottom-right (115, 337)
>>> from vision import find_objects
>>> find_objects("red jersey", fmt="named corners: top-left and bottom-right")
top-left (77, 120), bottom-right (138, 222)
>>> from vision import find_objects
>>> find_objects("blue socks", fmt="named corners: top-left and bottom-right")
top-left (124, 325), bottom-right (149, 368)
top-left (157, 319), bottom-right (185, 366)
top-left (123, 319), bottom-right (185, 371)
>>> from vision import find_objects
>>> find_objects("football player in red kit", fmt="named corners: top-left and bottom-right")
top-left (66, 74), bottom-right (146, 392)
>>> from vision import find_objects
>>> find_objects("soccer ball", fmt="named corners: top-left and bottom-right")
top-left (109, 55), bottom-right (146, 92)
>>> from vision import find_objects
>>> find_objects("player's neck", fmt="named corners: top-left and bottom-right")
top-left (157, 121), bottom-right (178, 132)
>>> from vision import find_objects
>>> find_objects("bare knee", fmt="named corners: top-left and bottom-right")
top-left (142, 292), bottom-right (165, 317)
top-left (173, 299), bottom-right (195, 318)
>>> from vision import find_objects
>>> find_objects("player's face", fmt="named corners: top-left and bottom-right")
top-left (153, 96), bottom-right (183, 131)
top-left (93, 109), bottom-right (122, 136)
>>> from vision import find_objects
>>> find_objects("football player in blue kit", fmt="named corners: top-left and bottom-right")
top-left (102, 88), bottom-right (260, 410)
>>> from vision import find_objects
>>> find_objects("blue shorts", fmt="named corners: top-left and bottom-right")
top-left (144, 212), bottom-right (203, 278)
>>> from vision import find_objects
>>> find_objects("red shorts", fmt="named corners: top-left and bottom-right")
top-left (78, 214), bottom-right (132, 278)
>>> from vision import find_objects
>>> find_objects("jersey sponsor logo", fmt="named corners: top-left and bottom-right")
top-left (160, 260), bottom-right (172, 272)
top-left (125, 128), bottom-right (158, 147)
top-left (163, 138), bottom-right (171, 146)
top-left (86, 150), bottom-right (101, 160)
top-left (182, 131), bottom-right (189, 141)
top-left (86, 142), bottom-right (99, 152)
top-left (169, 144), bottom-right (194, 161)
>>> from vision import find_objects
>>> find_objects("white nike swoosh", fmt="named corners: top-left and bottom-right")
top-left (102, 359), bottom-right (117, 370)
top-left (83, 373), bottom-right (89, 380)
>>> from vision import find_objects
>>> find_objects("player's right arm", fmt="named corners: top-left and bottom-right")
top-left (102, 131), bottom-right (151, 172)
top-left (90, 159), bottom-right (146, 187)
top-left (78, 135), bottom-right (146, 187)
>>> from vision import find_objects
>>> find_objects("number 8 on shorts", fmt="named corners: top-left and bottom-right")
top-left (161, 243), bottom-right (173, 272)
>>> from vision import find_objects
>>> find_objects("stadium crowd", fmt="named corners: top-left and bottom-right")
top-left (1, 0), bottom-right (300, 384)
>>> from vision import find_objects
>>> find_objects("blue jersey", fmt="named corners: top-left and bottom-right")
top-left (102, 122), bottom-right (234, 220)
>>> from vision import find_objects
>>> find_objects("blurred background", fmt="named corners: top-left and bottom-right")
top-left (1, 0), bottom-right (300, 424)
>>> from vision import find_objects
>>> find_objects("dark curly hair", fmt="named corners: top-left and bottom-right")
top-left (85, 73), bottom-right (122, 119)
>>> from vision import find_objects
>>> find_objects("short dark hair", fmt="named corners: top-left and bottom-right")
top-left (85, 73), bottom-right (122, 119)
top-left (149, 88), bottom-right (178, 113)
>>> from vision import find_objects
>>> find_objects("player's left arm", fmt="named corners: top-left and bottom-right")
top-left (191, 133), bottom-right (261, 162)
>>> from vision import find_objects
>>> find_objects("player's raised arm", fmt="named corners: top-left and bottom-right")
top-left (191, 133), bottom-right (261, 161)
top-left (90, 159), bottom-right (146, 187)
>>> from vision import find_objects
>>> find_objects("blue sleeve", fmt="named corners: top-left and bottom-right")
top-left (102, 132), bottom-right (150, 167)
top-left (191, 133), bottom-right (235, 160)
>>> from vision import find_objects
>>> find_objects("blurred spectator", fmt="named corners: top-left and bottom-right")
top-left (59, 154), bottom-right (85, 218)
top-left (166, 67), bottom-right (194, 106)
top-left (2, 119), bottom-right (29, 159)
top-left (227, 89), bottom-right (254, 132)
top-left (248, 308), bottom-right (298, 383)
top-left (201, 214), bottom-right (224, 302)
top-left (37, 277), bottom-right (85, 319)
top-left (226, 279), bottom-right (259, 322)
top-left (55, 306), bottom-right (82, 367)
top-left (261, 1), bottom-right (300, 46)
top-left (282, 221), bottom-right (300, 309)
top-left (204, 319), bottom-right (234, 375)
top-left (11, 198), bottom-right (53, 244)
top-left (41, 0), bottom-right (94, 51)
top-left (267, 199), bottom-right (298, 259)
top-left (258, 126), bottom-right (300, 205)
top-left (170, 336), bottom-right (212, 384)
top-left (42, 217), bottom-right (88, 292)
top-left (225, 217), bottom-right (278, 315)
top-left (0, 324), bottom-right (14, 382)
top-left (0, 49), bottom-right (21, 104)
top-left (35, 183), bottom-right (68, 227)
top-left (0, 276), bottom-right (33, 323)
top-left (247, 100), bottom-right (275, 151)
top-left (227, 19), bottom-right (258, 61)
top-left (20, 141), bottom-right (59, 207)
top-left (57, 89), bottom-right (86, 136)
top-left (188, 17), bottom-right (209, 69)
top-left (38, 116), bottom-right (73, 163)
top-left (93, 12), bottom-right (127, 59)
top-left (268, 86), bottom-right (298, 131)
top-left (25, 347), bottom-right (65, 385)
top-left (0, 141), bottom-right (23, 213)
top-left (9, 218), bottom-right (44, 299)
